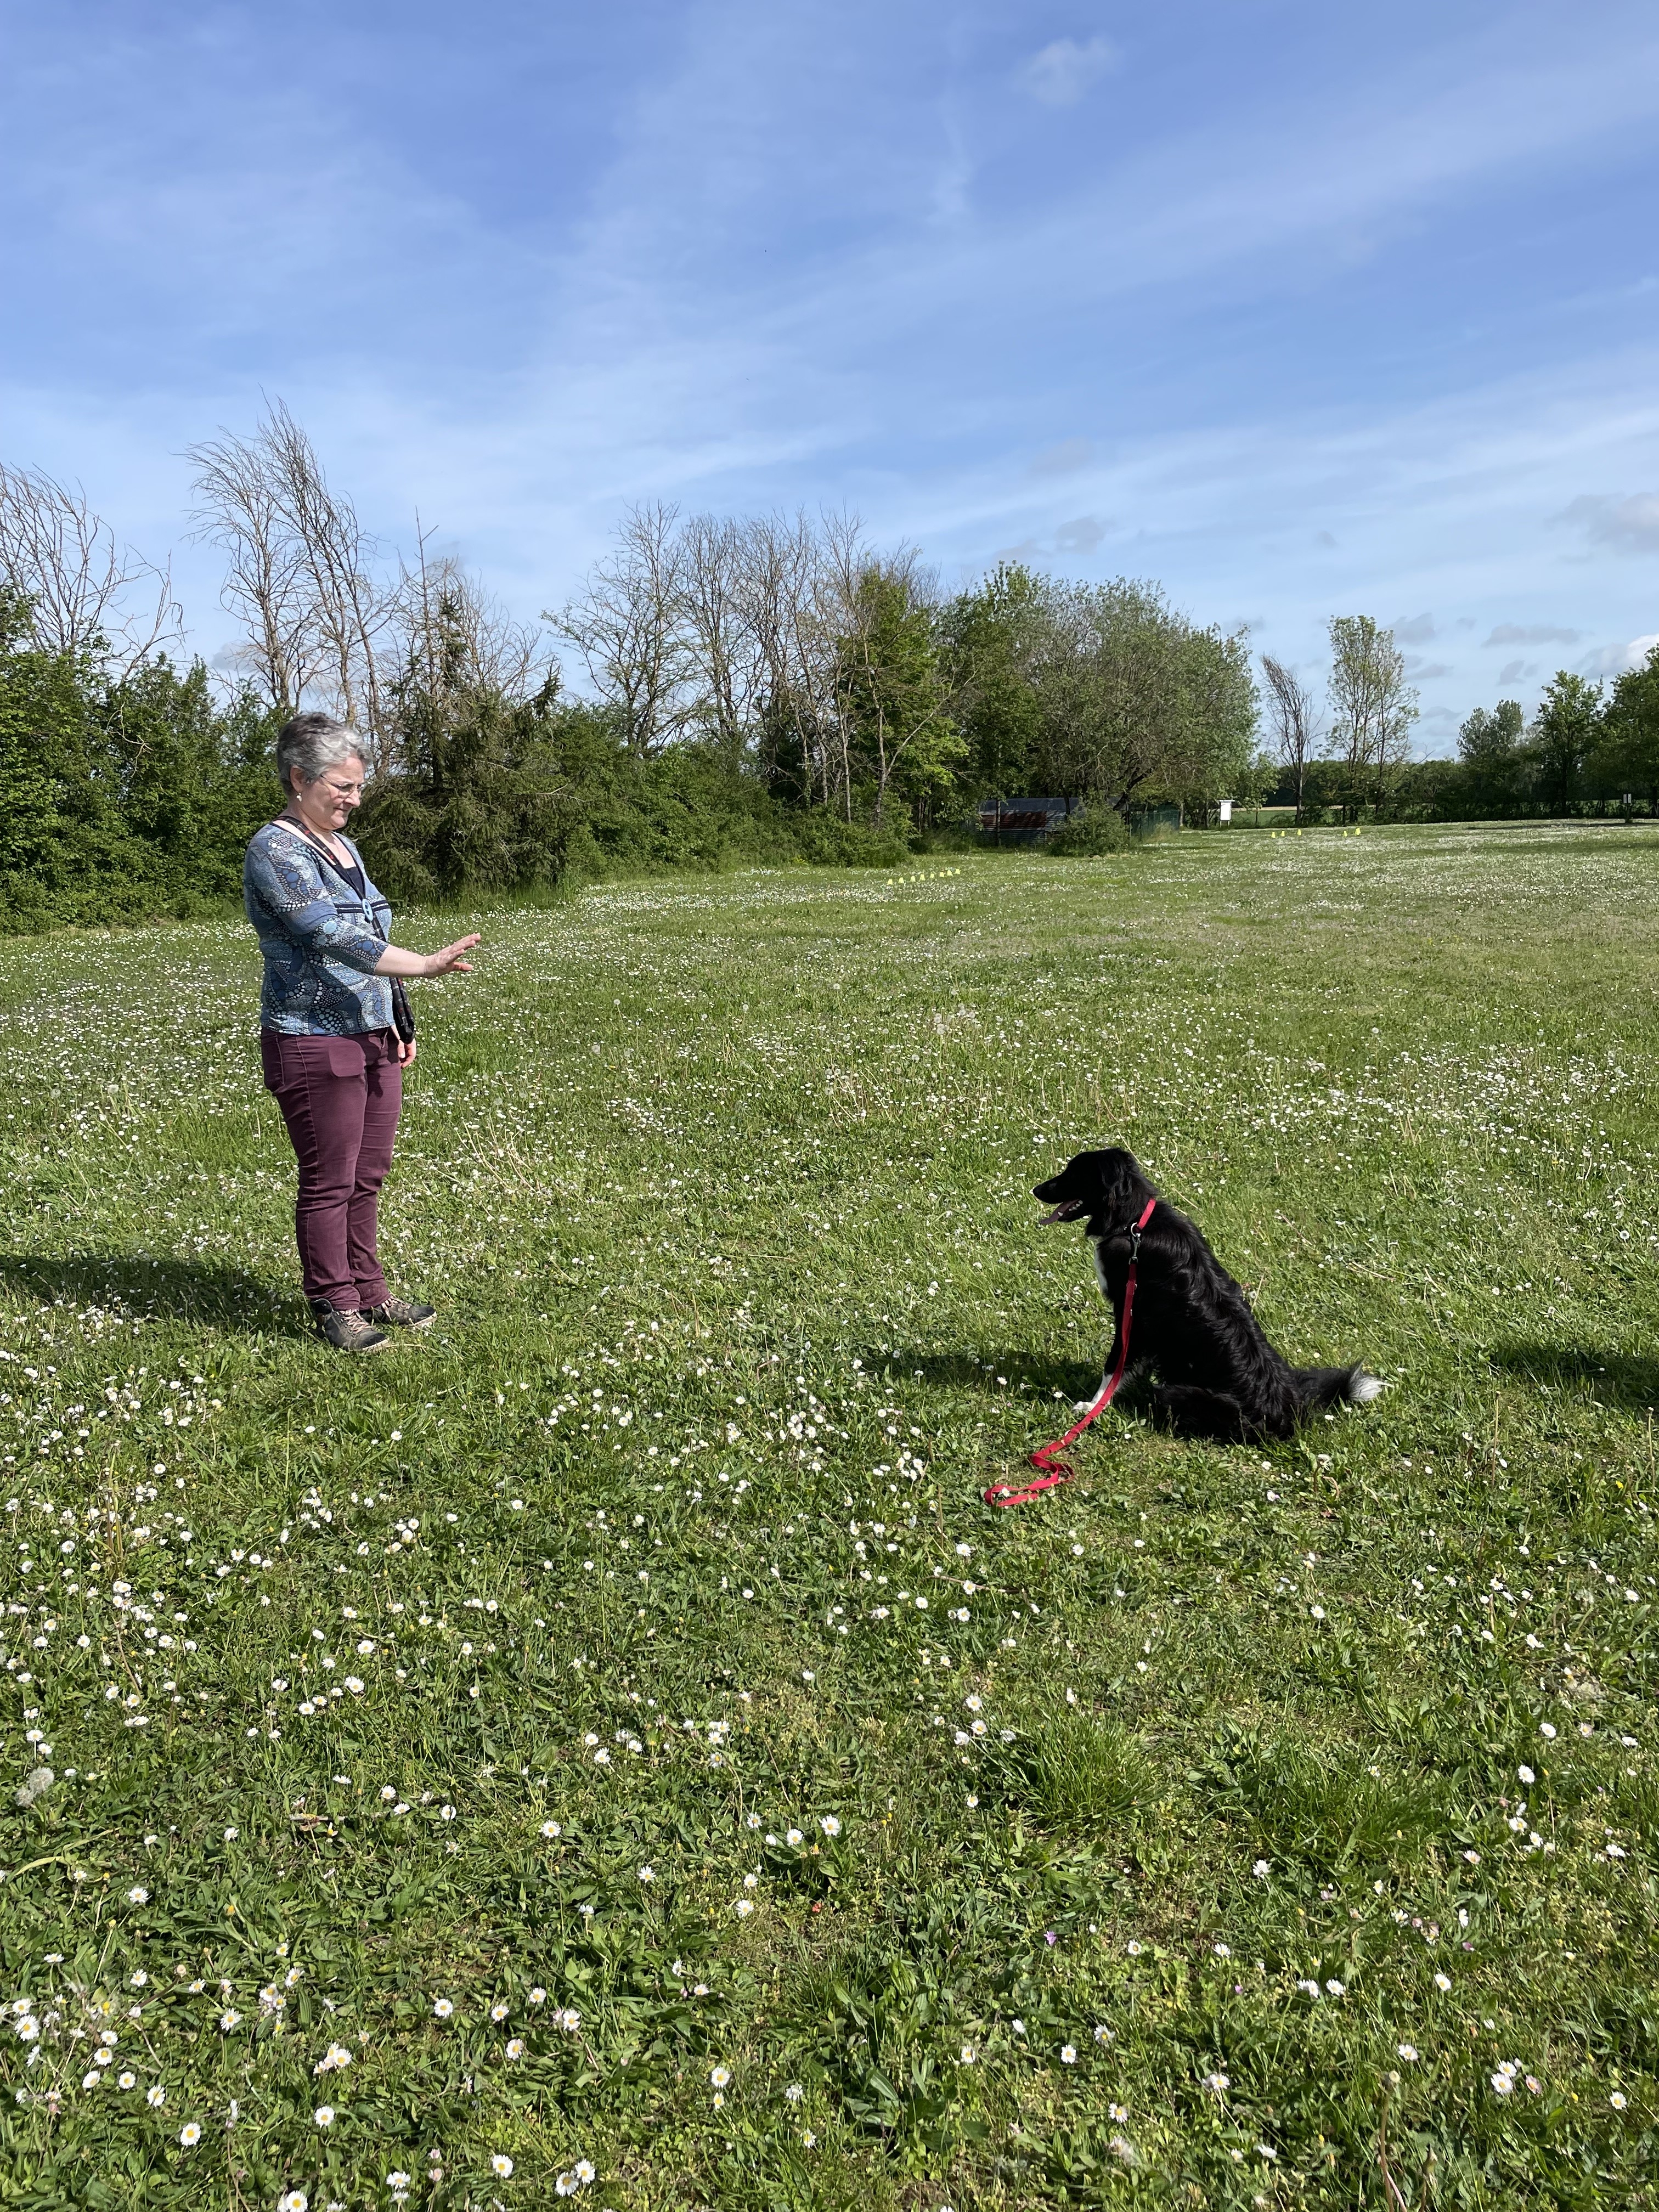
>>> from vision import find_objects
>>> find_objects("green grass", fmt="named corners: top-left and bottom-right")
top-left (1, 821), bottom-right (1657, 2210)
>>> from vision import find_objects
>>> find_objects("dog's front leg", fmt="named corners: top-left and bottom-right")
top-left (1077, 1324), bottom-right (1125, 1410)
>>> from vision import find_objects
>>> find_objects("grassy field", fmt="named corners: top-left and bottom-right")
top-left (1, 822), bottom-right (1657, 2211)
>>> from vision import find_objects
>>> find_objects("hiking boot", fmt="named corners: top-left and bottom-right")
top-left (364, 1294), bottom-right (436, 1330)
top-left (310, 1301), bottom-right (392, 1353)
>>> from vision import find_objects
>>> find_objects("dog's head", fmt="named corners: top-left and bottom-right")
top-left (1032, 1147), bottom-right (1155, 1237)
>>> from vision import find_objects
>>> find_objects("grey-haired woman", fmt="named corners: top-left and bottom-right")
top-left (244, 712), bottom-right (479, 1352)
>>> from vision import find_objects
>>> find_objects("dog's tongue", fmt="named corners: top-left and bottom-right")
top-left (1039, 1203), bottom-right (1078, 1225)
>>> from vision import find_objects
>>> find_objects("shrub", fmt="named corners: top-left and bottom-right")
top-left (1047, 803), bottom-right (1131, 856)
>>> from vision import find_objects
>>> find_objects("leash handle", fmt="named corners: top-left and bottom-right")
top-left (984, 1196), bottom-right (1155, 1508)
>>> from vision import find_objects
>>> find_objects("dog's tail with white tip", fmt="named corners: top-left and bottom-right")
top-left (1295, 1364), bottom-right (1384, 1410)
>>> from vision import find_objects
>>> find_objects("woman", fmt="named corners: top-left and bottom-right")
top-left (244, 712), bottom-right (479, 1352)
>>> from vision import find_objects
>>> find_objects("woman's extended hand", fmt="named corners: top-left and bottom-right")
top-left (422, 934), bottom-right (480, 977)
top-left (373, 933), bottom-right (481, 981)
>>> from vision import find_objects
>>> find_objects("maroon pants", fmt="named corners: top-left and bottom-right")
top-left (261, 1030), bottom-right (402, 1312)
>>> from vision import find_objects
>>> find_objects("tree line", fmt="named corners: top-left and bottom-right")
top-left (1260, 620), bottom-right (1659, 823)
top-left (2, 403), bottom-right (1655, 929)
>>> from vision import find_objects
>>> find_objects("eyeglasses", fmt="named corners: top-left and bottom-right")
top-left (319, 778), bottom-right (366, 799)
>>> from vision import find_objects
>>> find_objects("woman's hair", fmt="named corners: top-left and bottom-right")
top-left (275, 712), bottom-right (365, 793)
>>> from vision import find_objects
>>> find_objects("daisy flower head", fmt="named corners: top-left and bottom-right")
top-left (1611, 2091), bottom-right (1628, 2111)
top-left (710, 2064), bottom-right (731, 2089)
top-left (146, 2085), bottom-right (166, 2108)
top-left (433, 1997), bottom-right (454, 2019)
top-left (1397, 2044), bottom-right (1418, 2062)
top-left (819, 1815), bottom-right (841, 1837)
top-left (1060, 2044), bottom-right (1077, 2064)
top-left (280, 2194), bottom-right (308, 2212)
top-left (314, 2106), bottom-right (335, 2127)
top-left (540, 1820), bottom-right (561, 1839)
top-left (575, 2161), bottom-right (596, 2185)
top-left (117, 2072), bottom-right (136, 2090)
top-left (179, 2122), bottom-right (201, 2147)
top-left (1434, 1973), bottom-right (1452, 1993)
top-left (506, 2038), bottom-right (525, 2059)
top-left (491, 2154), bottom-right (514, 2177)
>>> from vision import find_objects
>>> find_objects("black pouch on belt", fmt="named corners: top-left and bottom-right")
top-left (390, 978), bottom-right (416, 1045)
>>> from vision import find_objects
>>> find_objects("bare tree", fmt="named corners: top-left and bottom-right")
top-left (0, 463), bottom-right (179, 675)
top-left (186, 425), bottom-right (318, 712)
top-left (679, 512), bottom-right (768, 764)
top-left (548, 503), bottom-right (696, 755)
top-left (1261, 654), bottom-right (1321, 820)
top-left (188, 400), bottom-right (394, 761)
top-left (732, 510), bottom-right (839, 804)
top-left (261, 401), bottom-right (389, 743)
top-left (393, 527), bottom-right (549, 707)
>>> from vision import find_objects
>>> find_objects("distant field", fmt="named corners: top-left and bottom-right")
top-left (1, 822), bottom-right (1656, 2210)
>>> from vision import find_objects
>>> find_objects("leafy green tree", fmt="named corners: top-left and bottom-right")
top-left (1458, 698), bottom-right (1523, 768)
top-left (1455, 696), bottom-right (1524, 813)
top-left (1529, 672), bottom-right (1602, 813)
top-left (832, 565), bottom-right (963, 830)
top-left (1327, 616), bottom-right (1417, 816)
top-left (938, 563), bottom-right (1045, 798)
top-left (1591, 647), bottom-right (1659, 815)
top-left (1026, 578), bottom-right (1255, 819)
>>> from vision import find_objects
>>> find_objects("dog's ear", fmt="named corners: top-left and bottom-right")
top-left (1096, 1146), bottom-right (1153, 1221)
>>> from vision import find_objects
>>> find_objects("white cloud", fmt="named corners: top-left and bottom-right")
top-left (1392, 612), bottom-right (1436, 642)
top-left (1582, 632), bottom-right (1659, 676)
top-left (1020, 37), bottom-right (1120, 109)
top-left (1554, 493), bottom-right (1659, 553)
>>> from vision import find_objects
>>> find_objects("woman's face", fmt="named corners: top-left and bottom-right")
top-left (295, 756), bottom-right (366, 833)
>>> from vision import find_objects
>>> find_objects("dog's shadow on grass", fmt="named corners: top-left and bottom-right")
top-left (862, 1348), bottom-right (1102, 1400)
top-left (1491, 1341), bottom-right (1659, 1413)
top-left (0, 1253), bottom-right (306, 1338)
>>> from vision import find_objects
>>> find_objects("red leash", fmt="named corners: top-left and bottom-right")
top-left (984, 1197), bottom-right (1156, 1508)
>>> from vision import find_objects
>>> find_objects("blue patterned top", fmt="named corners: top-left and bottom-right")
top-left (244, 821), bottom-right (396, 1036)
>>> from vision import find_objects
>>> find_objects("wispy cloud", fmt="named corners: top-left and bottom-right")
top-left (1, 0), bottom-right (1657, 744)
top-left (1019, 36), bottom-right (1120, 109)
top-left (1483, 622), bottom-right (1580, 645)
top-left (1554, 492), bottom-right (1659, 552)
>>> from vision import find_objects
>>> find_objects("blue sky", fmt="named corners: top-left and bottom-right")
top-left (2, 0), bottom-right (1657, 745)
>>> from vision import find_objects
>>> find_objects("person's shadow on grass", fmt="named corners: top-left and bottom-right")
top-left (1491, 1341), bottom-right (1659, 1413)
top-left (0, 1254), bottom-right (306, 1337)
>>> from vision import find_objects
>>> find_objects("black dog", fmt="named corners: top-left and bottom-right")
top-left (1033, 1147), bottom-right (1381, 1442)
